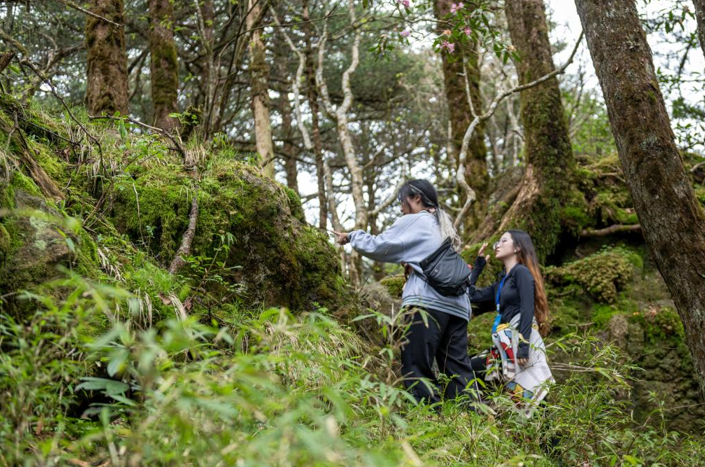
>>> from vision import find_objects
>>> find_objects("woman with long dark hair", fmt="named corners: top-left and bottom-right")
top-left (468, 230), bottom-right (553, 413)
top-left (334, 179), bottom-right (476, 405)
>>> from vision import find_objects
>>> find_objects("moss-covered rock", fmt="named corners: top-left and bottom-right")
top-left (545, 246), bottom-right (639, 303)
top-left (107, 155), bottom-right (349, 312)
top-left (607, 307), bottom-right (705, 432)
top-left (379, 274), bottom-right (405, 299)
top-left (0, 172), bottom-right (99, 314)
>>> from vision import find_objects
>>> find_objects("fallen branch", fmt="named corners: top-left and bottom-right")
top-left (169, 189), bottom-right (200, 275)
top-left (580, 224), bottom-right (641, 238)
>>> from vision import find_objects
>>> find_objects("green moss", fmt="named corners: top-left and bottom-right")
top-left (592, 304), bottom-right (619, 328)
top-left (283, 187), bottom-right (306, 223)
top-left (30, 141), bottom-right (68, 186)
top-left (107, 155), bottom-right (349, 312)
top-left (695, 186), bottom-right (705, 204)
top-left (379, 275), bottom-right (405, 298)
top-left (10, 171), bottom-right (42, 198)
top-left (546, 246), bottom-right (637, 303)
top-left (548, 296), bottom-right (585, 335)
top-left (636, 306), bottom-right (686, 344)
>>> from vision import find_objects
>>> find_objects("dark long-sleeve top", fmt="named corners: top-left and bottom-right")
top-left (468, 256), bottom-right (536, 359)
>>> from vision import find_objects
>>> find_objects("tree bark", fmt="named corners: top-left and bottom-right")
top-left (86, 0), bottom-right (129, 116)
top-left (246, 0), bottom-right (275, 178)
top-left (693, 0), bottom-right (705, 58)
top-left (278, 79), bottom-right (299, 194)
top-left (576, 0), bottom-right (705, 382)
top-left (199, 0), bottom-right (214, 108)
top-left (303, 0), bottom-right (328, 231)
top-left (497, 0), bottom-right (575, 259)
top-left (434, 0), bottom-right (489, 231)
top-left (148, 0), bottom-right (179, 131)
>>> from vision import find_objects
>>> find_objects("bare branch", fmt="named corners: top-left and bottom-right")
top-left (55, 0), bottom-right (122, 26)
top-left (370, 165), bottom-right (408, 217)
top-left (580, 224), bottom-right (641, 238)
top-left (270, 6), bottom-right (313, 151)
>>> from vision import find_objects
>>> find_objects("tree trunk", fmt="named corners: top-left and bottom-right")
top-left (575, 0), bottom-right (705, 382)
top-left (86, 0), bottom-right (129, 116)
top-left (246, 0), bottom-right (275, 178)
top-left (495, 0), bottom-right (575, 259)
top-left (199, 0), bottom-right (214, 108)
top-left (693, 0), bottom-right (705, 58)
top-left (303, 0), bottom-right (328, 231)
top-left (434, 0), bottom-right (489, 231)
top-left (278, 76), bottom-right (299, 194)
top-left (148, 0), bottom-right (179, 131)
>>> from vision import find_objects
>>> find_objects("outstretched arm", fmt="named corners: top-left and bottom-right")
top-left (338, 215), bottom-right (422, 263)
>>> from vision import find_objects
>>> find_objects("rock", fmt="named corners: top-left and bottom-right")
top-left (106, 159), bottom-right (350, 312)
top-left (1, 175), bottom-right (75, 303)
top-left (608, 313), bottom-right (629, 343)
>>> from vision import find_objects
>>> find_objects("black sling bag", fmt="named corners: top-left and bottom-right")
top-left (419, 237), bottom-right (471, 296)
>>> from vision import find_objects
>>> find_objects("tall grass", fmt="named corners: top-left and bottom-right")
top-left (1, 274), bottom-right (704, 466)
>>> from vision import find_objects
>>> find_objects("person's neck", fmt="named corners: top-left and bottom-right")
top-left (503, 256), bottom-right (519, 275)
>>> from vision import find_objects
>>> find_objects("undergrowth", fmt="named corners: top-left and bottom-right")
top-left (1, 274), bottom-right (704, 467)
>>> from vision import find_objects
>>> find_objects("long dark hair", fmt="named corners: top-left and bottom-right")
top-left (507, 229), bottom-right (550, 337)
top-left (397, 180), bottom-right (461, 249)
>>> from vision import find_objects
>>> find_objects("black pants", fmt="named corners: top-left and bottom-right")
top-left (470, 355), bottom-right (487, 375)
top-left (400, 307), bottom-right (477, 404)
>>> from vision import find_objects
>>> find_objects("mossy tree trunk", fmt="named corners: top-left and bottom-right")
top-left (148, 0), bottom-right (179, 131)
top-left (246, 0), bottom-right (275, 178)
top-left (489, 0), bottom-right (575, 259)
top-left (693, 0), bottom-right (705, 58)
top-left (434, 0), bottom-right (489, 232)
top-left (85, 0), bottom-right (128, 116)
top-left (575, 0), bottom-right (705, 383)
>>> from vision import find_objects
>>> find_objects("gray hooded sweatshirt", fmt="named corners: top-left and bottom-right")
top-left (347, 211), bottom-right (471, 321)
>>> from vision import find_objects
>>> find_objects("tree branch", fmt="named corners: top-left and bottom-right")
top-left (453, 31), bottom-right (584, 229)
top-left (55, 0), bottom-right (122, 26)
top-left (580, 224), bottom-right (641, 238)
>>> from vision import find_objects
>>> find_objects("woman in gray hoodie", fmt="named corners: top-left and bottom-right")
top-left (334, 180), bottom-right (476, 405)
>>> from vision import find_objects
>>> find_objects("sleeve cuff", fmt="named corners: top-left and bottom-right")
top-left (347, 230), bottom-right (362, 244)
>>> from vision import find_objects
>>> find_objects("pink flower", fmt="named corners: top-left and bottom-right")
top-left (398, 0), bottom-right (410, 8)
top-left (464, 27), bottom-right (472, 36)
top-left (450, 2), bottom-right (463, 14)
top-left (441, 41), bottom-right (455, 53)
top-left (400, 29), bottom-right (410, 38)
